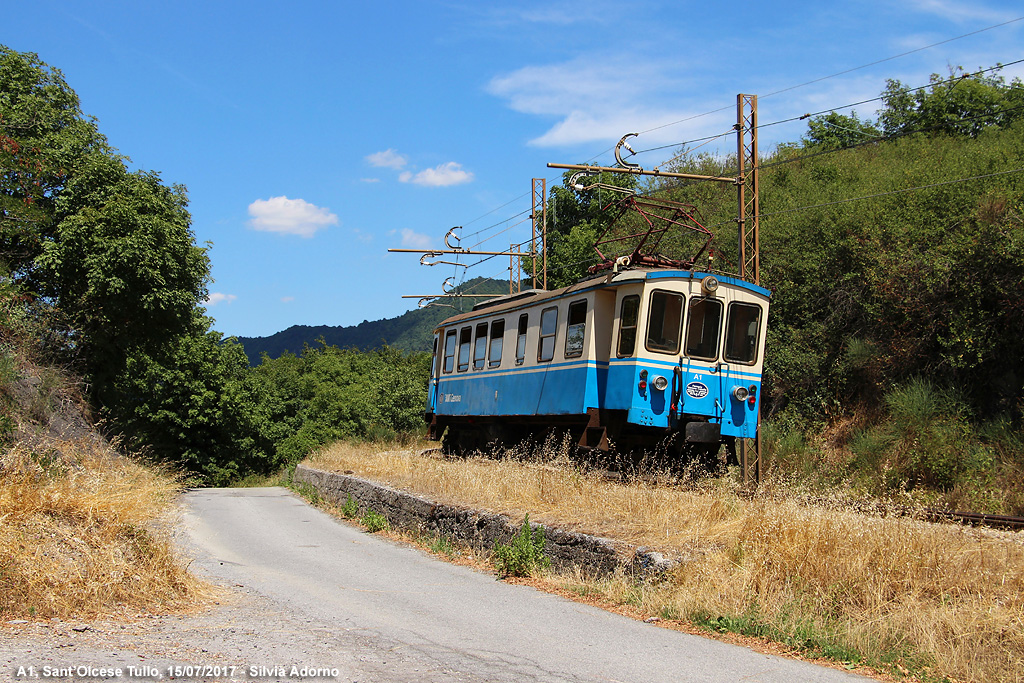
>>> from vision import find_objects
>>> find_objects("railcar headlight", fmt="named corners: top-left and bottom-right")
top-left (701, 275), bottom-right (720, 296)
top-left (652, 375), bottom-right (668, 391)
top-left (732, 385), bottom-right (750, 402)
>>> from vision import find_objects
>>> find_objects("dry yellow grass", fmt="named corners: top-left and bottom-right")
top-left (0, 439), bottom-right (208, 620)
top-left (309, 439), bottom-right (1024, 683)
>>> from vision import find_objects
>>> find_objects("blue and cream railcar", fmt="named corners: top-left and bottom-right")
top-left (425, 269), bottom-right (770, 456)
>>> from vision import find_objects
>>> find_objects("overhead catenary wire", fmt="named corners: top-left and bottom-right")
top-left (428, 18), bottom-right (1024, 296)
top-left (626, 57), bottom-right (1024, 168)
top-left (631, 15), bottom-right (1024, 141)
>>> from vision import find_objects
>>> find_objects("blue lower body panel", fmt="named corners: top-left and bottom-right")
top-left (434, 360), bottom-right (605, 418)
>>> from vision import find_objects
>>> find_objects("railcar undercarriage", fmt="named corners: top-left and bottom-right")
top-left (427, 410), bottom-right (737, 474)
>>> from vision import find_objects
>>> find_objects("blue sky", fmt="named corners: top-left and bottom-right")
top-left (5, 1), bottom-right (1023, 337)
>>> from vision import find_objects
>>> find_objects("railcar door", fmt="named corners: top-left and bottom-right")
top-left (676, 292), bottom-right (725, 426)
top-left (428, 332), bottom-right (440, 414)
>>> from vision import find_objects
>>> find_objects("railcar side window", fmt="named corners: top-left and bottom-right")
top-left (443, 330), bottom-right (457, 374)
top-left (457, 326), bottom-right (472, 372)
top-left (473, 322), bottom-right (488, 370)
top-left (617, 295), bottom-right (640, 357)
top-left (565, 300), bottom-right (587, 358)
top-left (685, 298), bottom-right (723, 360)
top-left (515, 314), bottom-right (528, 365)
top-left (646, 290), bottom-right (684, 354)
top-left (725, 302), bottom-right (762, 364)
top-left (538, 307), bottom-right (557, 362)
top-left (488, 319), bottom-right (505, 367)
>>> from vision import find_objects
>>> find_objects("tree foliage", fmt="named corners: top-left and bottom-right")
top-left (37, 154), bottom-right (210, 402)
top-left (0, 46), bottom-right (111, 278)
top-left (803, 112), bottom-right (881, 150)
top-left (545, 170), bottom-right (637, 288)
top-left (251, 343), bottom-right (430, 464)
top-left (880, 67), bottom-right (1024, 138)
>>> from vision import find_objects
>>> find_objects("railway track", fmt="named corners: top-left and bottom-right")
top-left (926, 509), bottom-right (1024, 531)
top-left (422, 449), bottom-right (1024, 531)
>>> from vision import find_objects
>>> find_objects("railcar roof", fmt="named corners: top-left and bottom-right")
top-left (435, 269), bottom-right (770, 329)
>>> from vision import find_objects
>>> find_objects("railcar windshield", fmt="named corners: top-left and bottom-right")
top-left (685, 297), bottom-right (723, 360)
top-left (617, 295), bottom-right (640, 357)
top-left (646, 290), bottom-right (684, 354)
top-left (724, 302), bottom-right (762, 364)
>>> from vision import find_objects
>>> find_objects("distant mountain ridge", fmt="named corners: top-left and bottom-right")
top-left (236, 278), bottom-right (509, 365)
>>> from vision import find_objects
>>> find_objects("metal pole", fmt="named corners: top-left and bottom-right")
top-left (542, 179), bottom-right (548, 289)
top-left (531, 179), bottom-right (543, 290)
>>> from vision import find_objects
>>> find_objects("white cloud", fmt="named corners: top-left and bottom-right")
top-left (205, 292), bottom-right (237, 306)
top-left (399, 162), bottom-right (474, 187)
top-left (400, 229), bottom-right (433, 249)
top-left (471, 2), bottom-right (623, 27)
top-left (486, 57), bottom-right (717, 148)
top-left (366, 148), bottom-right (408, 169)
top-left (247, 196), bottom-right (338, 238)
top-left (905, 0), bottom-right (1016, 23)
top-left (280, 296), bottom-right (295, 303)
top-left (360, 177), bottom-right (380, 183)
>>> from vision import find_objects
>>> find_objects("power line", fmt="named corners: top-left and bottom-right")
top-left (630, 16), bottom-right (1024, 142)
top-left (759, 57), bottom-right (1024, 132)
top-left (755, 167), bottom-right (1024, 221)
top-left (627, 57), bottom-right (1024, 170)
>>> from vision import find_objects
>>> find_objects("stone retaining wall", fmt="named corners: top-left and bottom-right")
top-left (294, 463), bottom-right (675, 577)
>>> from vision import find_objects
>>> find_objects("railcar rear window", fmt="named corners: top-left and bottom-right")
top-left (685, 298), bottom-right (723, 360)
top-left (538, 307), bottom-right (557, 362)
top-left (457, 326), bottom-right (472, 372)
top-left (647, 290), bottom-right (684, 354)
top-left (617, 295), bottom-right (640, 357)
top-left (443, 330), bottom-right (457, 374)
top-left (488, 319), bottom-right (505, 367)
top-left (565, 300), bottom-right (587, 358)
top-left (515, 314), bottom-right (528, 365)
top-left (473, 322), bottom-right (488, 370)
top-left (724, 302), bottom-right (762, 364)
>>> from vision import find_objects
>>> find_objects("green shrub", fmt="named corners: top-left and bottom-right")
top-left (361, 509), bottom-right (390, 533)
top-left (493, 514), bottom-right (550, 578)
top-left (341, 494), bottom-right (359, 518)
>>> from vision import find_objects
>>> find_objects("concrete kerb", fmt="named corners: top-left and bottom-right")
top-left (293, 463), bottom-right (677, 578)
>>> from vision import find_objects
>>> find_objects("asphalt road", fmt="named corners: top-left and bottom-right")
top-left (177, 486), bottom-right (871, 683)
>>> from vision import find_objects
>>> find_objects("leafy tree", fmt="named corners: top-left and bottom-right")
top-left (879, 67), bottom-right (1024, 138)
top-left (36, 154), bottom-right (210, 403)
top-left (803, 111), bottom-right (880, 150)
top-left (251, 343), bottom-right (431, 464)
top-left (116, 328), bottom-right (278, 485)
top-left (0, 46), bottom-right (111, 279)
